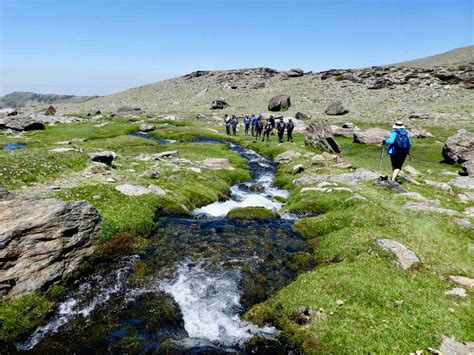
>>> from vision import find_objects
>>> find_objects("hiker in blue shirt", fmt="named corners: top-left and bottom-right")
top-left (231, 115), bottom-right (238, 136)
top-left (243, 116), bottom-right (250, 135)
top-left (251, 114), bottom-right (258, 137)
top-left (384, 120), bottom-right (412, 182)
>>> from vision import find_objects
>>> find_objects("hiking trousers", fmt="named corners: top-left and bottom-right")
top-left (278, 132), bottom-right (284, 143)
top-left (287, 129), bottom-right (293, 142)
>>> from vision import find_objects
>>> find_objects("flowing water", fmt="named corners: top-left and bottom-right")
top-left (17, 136), bottom-right (311, 353)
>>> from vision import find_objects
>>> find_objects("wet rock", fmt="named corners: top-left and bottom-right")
top-left (404, 202), bottom-right (458, 216)
top-left (295, 111), bottom-right (311, 120)
top-left (227, 207), bottom-right (280, 220)
top-left (304, 121), bottom-right (341, 153)
top-left (0, 197), bottom-right (101, 297)
top-left (444, 287), bottom-right (468, 298)
top-left (45, 105), bottom-right (56, 116)
top-left (354, 128), bottom-right (391, 145)
top-left (439, 336), bottom-right (474, 354)
top-left (325, 101), bottom-right (349, 116)
top-left (449, 275), bottom-right (474, 288)
top-left (442, 129), bottom-right (474, 176)
top-left (268, 95), bottom-right (291, 111)
top-left (202, 158), bottom-right (234, 170)
top-left (274, 150), bottom-right (302, 163)
top-left (377, 239), bottom-right (420, 270)
top-left (89, 151), bottom-right (117, 166)
top-left (449, 177), bottom-right (474, 190)
top-left (210, 98), bottom-right (230, 110)
top-left (139, 123), bottom-right (156, 132)
top-left (292, 164), bottom-right (305, 174)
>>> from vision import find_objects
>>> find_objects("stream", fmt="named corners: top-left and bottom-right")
top-left (17, 136), bottom-right (311, 354)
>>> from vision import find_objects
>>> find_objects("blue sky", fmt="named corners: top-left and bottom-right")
top-left (1, 0), bottom-right (472, 96)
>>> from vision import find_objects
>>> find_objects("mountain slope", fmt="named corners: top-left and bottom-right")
top-left (389, 45), bottom-right (474, 68)
top-left (0, 91), bottom-right (99, 109)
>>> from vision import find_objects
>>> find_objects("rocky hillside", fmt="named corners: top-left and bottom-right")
top-left (388, 45), bottom-right (474, 68)
top-left (55, 51), bottom-right (473, 126)
top-left (0, 91), bottom-right (98, 109)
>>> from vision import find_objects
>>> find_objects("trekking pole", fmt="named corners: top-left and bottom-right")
top-left (378, 145), bottom-right (385, 170)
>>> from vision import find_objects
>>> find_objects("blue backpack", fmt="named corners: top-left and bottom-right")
top-left (394, 129), bottom-right (411, 153)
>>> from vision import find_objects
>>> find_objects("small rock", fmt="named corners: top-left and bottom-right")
top-left (295, 112), bottom-right (311, 120)
top-left (89, 151), bottom-right (117, 166)
top-left (464, 207), bottom-right (474, 218)
top-left (188, 167), bottom-right (202, 173)
top-left (55, 141), bottom-right (71, 145)
top-left (139, 123), bottom-right (156, 132)
top-left (424, 180), bottom-right (453, 194)
top-left (311, 154), bottom-right (326, 165)
top-left (346, 194), bottom-right (368, 202)
top-left (404, 165), bottom-right (422, 176)
top-left (377, 239), bottom-right (420, 270)
top-left (398, 192), bottom-right (428, 201)
top-left (49, 147), bottom-right (79, 153)
top-left (336, 299), bottom-right (344, 306)
top-left (449, 177), bottom-right (474, 190)
top-left (147, 184), bottom-right (166, 196)
top-left (106, 178), bottom-right (116, 183)
top-left (377, 180), bottom-right (408, 193)
top-left (202, 158), bottom-right (234, 171)
top-left (453, 218), bottom-right (472, 228)
top-left (394, 300), bottom-right (404, 307)
top-left (449, 275), bottom-right (474, 288)
top-left (404, 202), bottom-right (458, 216)
top-left (274, 150), bottom-right (302, 163)
top-left (292, 164), bottom-right (305, 174)
top-left (84, 162), bottom-right (110, 175)
top-left (115, 184), bottom-right (150, 196)
top-left (142, 167), bottom-right (162, 178)
top-left (154, 150), bottom-right (179, 159)
top-left (46, 185), bottom-right (61, 191)
top-left (92, 195), bottom-right (101, 200)
top-left (444, 287), bottom-right (468, 298)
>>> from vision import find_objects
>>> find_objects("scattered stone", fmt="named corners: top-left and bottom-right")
top-left (377, 239), bottom-right (421, 270)
top-left (154, 150), bottom-right (179, 159)
top-left (210, 98), bottom-right (230, 110)
top-left (268, 95), bottom-right (291, 111)
top-left (424, 180), bottom-right (453, 194)
top-left (404, 165), bottom-right (422, 176)
top-left (304, 121), bottom-right (341, 153)
top-left (444, 288), bottom-right (468, 298)
top-left (49, 147), bottom-right (79, 153)
top-left (377, 180), bottom-right (408, 193)
top-left (449, 177), bottom-right (474, 190)
top-left (404, 202), bottom-right (458, 216)
top-left (442, 129), bottom-right (474, 176)
top-left (394, 300), bottom-right (404, 307)
top-left (274, 150), bottom-right (302, 163)
top-left (202, 158), bottom-right (234, 170)
top-left (0, 197), bottom-right (101, 296)
top-left (449, 275), bottom-right (474, 288)
top-left (142, 167), bottom-right (162, 178)
top-left (439, 336), bottom-right (474, 355)
top-left (89, 151), bottom-right (117, 166)
top-left (116, 106), bottom-right (143, 117)
top-left (464, 207), bottom-right (474, 218)
top-left (453, 218), bottom-right (472, 228)
top-left (325, 101), bottom-right (349, 115)
top-left (45, 105), bottom-right (56, 116)
top-left (292, 164), bottom-right (305, 174)
top-left (147, 184), bottom-right (166, 196)
top-left (336, 299), bottom-right (344, 306)
top-left (139, 123), bottom-right (156, 132)
top-left (398, 192), bottom-right (428, 201)
top-left (354, 128), bottom-right (391, 145)
top-left (188, 167), bottom-right (202, 173)
top-left (295, 112), bottom-right (311, 120)
top-left (287, 68), bottom-right (304, 77)
top-left (115, 184), bottom-right (151, 196)
top-left (55, 140), bottom-right (71, 145)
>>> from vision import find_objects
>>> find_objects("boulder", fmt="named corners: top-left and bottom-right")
top-left (210, 98), bottom-right (230, 110)
top-left (444, 288), bottom-right (468, 298)
top-left (0, 197), bottom-right (101, 297)
top-left (409, 127), bottom-right (434, 138)
top-left (268, 95), bottom-right (291, 111)
top-left (292, 164), bottom-right (305, 174)
top-left (115, 184), bottom-right (151, 196)
top-left (354, 128), bottom-right (390, 145)
top-left (87, 109), bottom-right (101, 117)
top-left (115, 106), bottom-right (143, 117)
top-left (89, 151), bottom-right (117, 166)
top-left (304, 122), bottom-right (341, 153)
top-left (449, 275), bottom-right (474, 288)
top-left (331, 124), bottom-right (360, 138)
top-left (377, 239), bottom-right (420, 270)
top-left (139, 123), bottom-right (156, 132)
top-left (202, 158), bottom-right (234, 170)
top-left (442, 129), bottom-right (474, 176)
top-left (295, 112), bottom-right (311, 120)
top-left (45, 105), bottom-right (56, 116)
top-left (325, 101), bottom-right (349, 116)
top-left (449, 177), bottom-right (474, 190)
top-left (287, 68), bottom-right (304, 77)
top-left (0, 114), bottom-right (45, 131)
top-left (274, 150), bottom-right (302, 163)
top-left (147, 184), bottom-right (166, 196)
top-left (404, 202), bottom-right (458, 216)
top-left (439, 336), bottom-right (474, 355)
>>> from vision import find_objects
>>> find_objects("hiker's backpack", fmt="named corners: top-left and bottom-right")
top-left (394, 130), bottom-right (411, 153)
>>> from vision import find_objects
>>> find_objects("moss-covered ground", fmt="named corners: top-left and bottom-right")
top-left (1, 116), bottom-right (472, 352)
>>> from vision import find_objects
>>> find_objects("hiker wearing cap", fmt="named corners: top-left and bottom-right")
top-left (384, 121), bottom-right (412, 182)
top-left (287, 118), bottom-right (295, 142)
top-left (276, 117), bottom-right (286, 143)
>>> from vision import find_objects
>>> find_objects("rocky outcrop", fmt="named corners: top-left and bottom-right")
top-left (354, 128), bottom-right (390, 145)
top-left (0, 197), bottom-right (101, 297)
top-left (0, 113), bottom-right (45, 131)
top-left (304, 122), bottom-right (341, 153)
top-left (89, 151), bottom-right (117, 166)
top-left (268, 95), bottom-right (291, 111)
top-left (295, 112), bottom-right (311, 120)
top-left (442, 129), bottom-right (474, 176)
top-left (115, 106), bottom-right (143, 117)
top-left (210, 98), bottom-right (230, 110)
top-left (286, 68), bottom-right (304, 77)
top-left (325, 101), bottom-right (349, 115)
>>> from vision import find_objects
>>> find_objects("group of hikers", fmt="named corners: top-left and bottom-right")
top-left (224, 114), bottom-right (295, 143)
top-left (224, 114), bottom-right (412, 183)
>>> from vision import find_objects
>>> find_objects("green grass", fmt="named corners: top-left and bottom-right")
top-left (227, 207), bottom-right (280, 220)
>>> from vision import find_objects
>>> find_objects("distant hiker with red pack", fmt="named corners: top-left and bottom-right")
top-left (384, 120), bottom-right (412, 182)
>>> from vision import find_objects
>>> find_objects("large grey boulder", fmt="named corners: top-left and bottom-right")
top-left (89, 151), bottom-right (117, 166)
top-left (449, 177), bottom-right (474, 190)
top-left (377, 239), bottom-right (420, 270)
top-left (442, 129), bottom-right (474, 176)
top-left (304, 122), bottom-right (341, 153)
top-left (325, 101), bottom-right (349, 116)
top-left (268, 95), bottom-right (291, 111)
top-left (354, 128), bottom-right (391, 145)
top-left (274, 150), bottom-right (302, 163)
top-left (438, 336), bottom-right (474, 355)
top-left (0, 197), bottom-right (101, 297)
top-left (295, 112), bottom-right (311, 120)
top-left (0, 113), bottom-right (45, 131)
top-left (210, 98), bottom-right (230, 110)
top-left (287, 68), bottom-right (304, 77)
